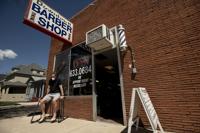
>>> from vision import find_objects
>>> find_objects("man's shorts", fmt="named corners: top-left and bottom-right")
top-left (43, 93), bottom-right (60, 102)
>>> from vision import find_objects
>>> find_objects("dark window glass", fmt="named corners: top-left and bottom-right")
top-left (9, 87), bottom-right (26, 94)
top-left (69, 43), bottom-right (92, 95)
top-left (55, 49), bottom-right (70, 95)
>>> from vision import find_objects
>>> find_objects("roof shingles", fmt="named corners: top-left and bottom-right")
top-left (12, 64), bottom-right (45, 76)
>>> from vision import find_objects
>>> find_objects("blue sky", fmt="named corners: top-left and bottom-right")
top-left (0, 0), bottom-right (92, 74)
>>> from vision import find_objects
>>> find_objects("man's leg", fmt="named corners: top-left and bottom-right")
top-left (51, 100), bottom-right (58, 121)
top-left (39, 94), bottom-right (51, 122)
top-left (50, 93), bottom-right (60, 122)
top-left (40, 99), bottom-right (46, 118)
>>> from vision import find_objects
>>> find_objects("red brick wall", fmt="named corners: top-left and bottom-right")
top-left (48, 0), bottom-right (200, 132)
top-left (64, 96), bottom-right (93, 120)
top-left (46, 97), bottom-right (93, 121)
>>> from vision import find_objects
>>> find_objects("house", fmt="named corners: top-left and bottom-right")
top-left (0, 64), bottom-right (46, 101)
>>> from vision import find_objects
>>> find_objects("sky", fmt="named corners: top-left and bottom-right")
top-left (0, 0), bottom-right (93, 74)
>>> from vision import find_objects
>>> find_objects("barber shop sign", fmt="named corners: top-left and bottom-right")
top-left (24, 0), bottom-right (73, 43)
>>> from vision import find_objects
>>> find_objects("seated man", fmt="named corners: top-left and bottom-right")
top-left (39, 73), bottom-right (64, 123)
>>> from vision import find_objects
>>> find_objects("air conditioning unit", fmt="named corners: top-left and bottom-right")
top-left (86, 24), bottom-right (115, 51)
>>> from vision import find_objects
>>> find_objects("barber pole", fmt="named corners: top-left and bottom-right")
top-left (117, 24), bottom-right (128, 51)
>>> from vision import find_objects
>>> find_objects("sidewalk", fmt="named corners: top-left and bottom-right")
top-left (0, 102), bottom-right (126, 133)
top-left (0, 116), bottom-right (126, 133)
top-left (0, 102), bottom-right (154, 133)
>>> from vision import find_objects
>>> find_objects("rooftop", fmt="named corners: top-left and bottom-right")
top-left (10, 63), bottom-right (46, 76)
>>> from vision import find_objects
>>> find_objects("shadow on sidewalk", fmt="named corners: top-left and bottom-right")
top-left (121, 126), bottom-right (153, 133)
top-left (0, 105), bottom-right (37, 120)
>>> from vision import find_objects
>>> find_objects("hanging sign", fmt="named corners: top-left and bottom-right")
top-left (23, 0), bottom-right (73, 43)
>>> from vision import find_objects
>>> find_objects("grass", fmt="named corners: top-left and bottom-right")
top-left (0, 101), bottom-right (20, 106)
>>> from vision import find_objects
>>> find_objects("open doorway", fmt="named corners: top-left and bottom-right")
top-left (95, 48), bottom-right (123, 124)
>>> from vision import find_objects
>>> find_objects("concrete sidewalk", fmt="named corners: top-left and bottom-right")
top-left (0, 116), bottom-right (126, 133)
top-left (0, 102), bottom-right (155, 133)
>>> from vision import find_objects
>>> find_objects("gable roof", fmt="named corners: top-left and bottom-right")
top-left (13, 63), bottom-right (45, 72)
top-left (8, 64), bottom-right (46, 77)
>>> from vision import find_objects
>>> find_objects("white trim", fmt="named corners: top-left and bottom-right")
top-left (113, 26), bottom-right (127, 126)
top-left (92, 49), bottom-right (97, 121)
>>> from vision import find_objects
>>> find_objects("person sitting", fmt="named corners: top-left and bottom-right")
top-left (39, 73), bottom-right (64, 123)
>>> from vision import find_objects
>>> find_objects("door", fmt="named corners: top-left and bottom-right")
top-left (95, 48), bottom-right (123, 124)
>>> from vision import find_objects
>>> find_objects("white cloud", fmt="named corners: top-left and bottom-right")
top-left (0, 50), bottom-right (3, 60)
top-left (0, 49), bottom-right (17, 60)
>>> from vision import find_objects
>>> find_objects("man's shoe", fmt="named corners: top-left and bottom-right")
top-left (50, 117), bottom-right (56, 123)
top-left (38, 116), bottom-right (45, 123)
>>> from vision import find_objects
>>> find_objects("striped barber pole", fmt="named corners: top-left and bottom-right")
top-left (117, 24), bottom-right (128, 51)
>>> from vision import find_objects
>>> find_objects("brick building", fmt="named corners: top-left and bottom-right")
top-left (46, 0), bottom-right (200, 132)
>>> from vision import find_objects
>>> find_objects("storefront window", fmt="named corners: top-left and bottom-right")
top-left (55, 49), bottom-right (70, 95)
top-left (69, 43), bottom-right (92, 95)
